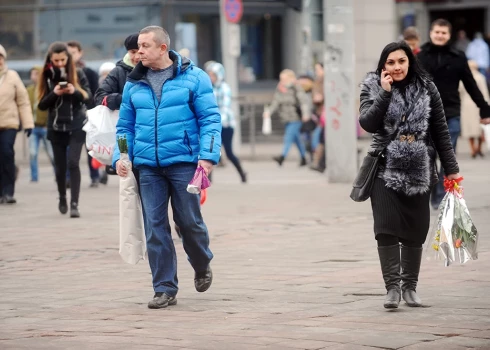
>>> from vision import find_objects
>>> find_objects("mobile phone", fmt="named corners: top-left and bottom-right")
top-left (59, 81), bottom-right (68, 89)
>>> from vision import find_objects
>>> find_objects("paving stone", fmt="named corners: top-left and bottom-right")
top-left (1, 144), bottom-right (490, 349)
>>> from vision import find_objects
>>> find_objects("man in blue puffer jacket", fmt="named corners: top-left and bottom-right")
top-left (113, 26), bottom-right (221, 309)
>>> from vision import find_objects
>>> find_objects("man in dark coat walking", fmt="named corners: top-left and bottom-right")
top-left (417, 19), bottom-right (490, 209)
top-left (94, 33), bottom-right (139, 109)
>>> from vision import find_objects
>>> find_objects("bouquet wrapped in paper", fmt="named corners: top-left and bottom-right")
top-left (425, 177), bottom-right (478, 266)
top-left (118, 135), bottom-right (147, 264)
top-left (186, 166), bottom-right (211, 194)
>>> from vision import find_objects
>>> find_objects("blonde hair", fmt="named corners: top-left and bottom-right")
top-left (280, 69), bottom-right (296, 80)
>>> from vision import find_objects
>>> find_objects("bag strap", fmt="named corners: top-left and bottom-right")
top-left (403, 88), bottom-right (425, 122)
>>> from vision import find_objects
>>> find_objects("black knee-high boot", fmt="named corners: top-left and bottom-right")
top-left (401, 245), bottom-right (423, 307)
top-left (377, 244), bottom-right (401, 308)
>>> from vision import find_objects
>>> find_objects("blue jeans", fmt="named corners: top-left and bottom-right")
top-left (431, 117), bottom-right (460, 207)
top-left (282, 121), bottom-right (306, 158)
top-left (139, 163), bottom-right (213, 296)
top-left (29, 127), bottom-right (54, 181)
top-left (311, 126), bottom-right (322, 151)
top-left (87, 150), bottom-right (100, 181)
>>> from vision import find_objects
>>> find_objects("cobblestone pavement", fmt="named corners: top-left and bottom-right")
top-left (1, 143), bottom-right (490, 350)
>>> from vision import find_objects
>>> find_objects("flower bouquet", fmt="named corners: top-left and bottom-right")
top-left (117, 135), bottom-right (147, 265)
top-left (426, 177), bottom-right (478, 266)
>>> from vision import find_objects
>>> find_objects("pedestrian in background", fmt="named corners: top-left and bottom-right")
top-left (265, 69), bottom-right (310, 167)
top-left (38, 42), bottom-right (91, 218)
top-left (403, 26), bottom-right (421, 55)
top-left (206, 62), bottom-right (247, 183)
top-left (417, 19), bottom-right (490, 209)
top-left (98, 62), bottom-right (116, 86)
top-left (95, 33), bottom-right (139, 110)
top-left (27, 66), bottom-right (55, 182)
top-left (309, 62), bottom-right (326, 173)
top-left (359, 41), bottom-right (460, 309)
top-left (113, 26), bottom-right (220, 309)
top-left (460, 60), bottom-right (490, 158)
top-left (95, 33), bottom-right (140, 177)
top-left (67, 40), bottom-right (101, 188)
top-left (0, 44), bottom-right (34, 204)
top-left (465, 32), bottom-right (490, 78)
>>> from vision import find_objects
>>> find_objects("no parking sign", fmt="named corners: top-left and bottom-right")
top-left (224, 0), bottom-right (243, 24)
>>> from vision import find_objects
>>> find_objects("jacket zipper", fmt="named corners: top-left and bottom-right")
top-left (209, 135), bottom-right (214, 153)
top-left (152, 92), bottom-right (161, 168)
top-left (136, 76), bottom-right (174, 168)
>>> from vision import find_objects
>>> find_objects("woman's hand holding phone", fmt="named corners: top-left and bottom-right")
top-left (381, 69), bottom-right (393, 92)
top-left (64, 83), bottom-right (75, 95)
top-left (53, 84), bottom-right (64, 96)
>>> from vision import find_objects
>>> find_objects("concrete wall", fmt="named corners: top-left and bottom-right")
top-left (354, 0), bottom-right (398, 100)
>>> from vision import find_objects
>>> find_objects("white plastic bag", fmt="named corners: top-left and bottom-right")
top-left (482, 124), bottom-right (490, 151)
top-left (262, 106), bottom-right (272, 135)
top-left (83, 105), bottom-right (119, 165)
top-left (119, 154), bottom-right (147, 265)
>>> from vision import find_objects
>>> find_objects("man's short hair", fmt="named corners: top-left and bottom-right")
top-left (431, 18), bottom-right (452, 33)
top-left (139, 26), bottom-right (171, 47)
top-left (403, 26), bottom-right (420, 41)
top-left (66, 40), bottom-right (83, 51)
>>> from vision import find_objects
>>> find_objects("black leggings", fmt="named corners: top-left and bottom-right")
top-left (50, 129), bottom-right (85, 204)
top-left (376, 234), bottom-right (422, 248)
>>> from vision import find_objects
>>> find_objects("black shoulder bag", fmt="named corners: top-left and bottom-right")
top-left (350, 89), bottom-right (424, 202)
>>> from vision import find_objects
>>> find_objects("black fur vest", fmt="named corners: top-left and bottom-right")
top-left (361, 73), bottom-right (433, 196)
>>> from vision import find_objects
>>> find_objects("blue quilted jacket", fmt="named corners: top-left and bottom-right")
top-left (112, 51), bottom-right (222, 168)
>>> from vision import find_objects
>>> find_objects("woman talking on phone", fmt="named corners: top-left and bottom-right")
top-left (38, 42), bottom-right (91, 218)
top-left (359, 41), bottom-right (460, 309)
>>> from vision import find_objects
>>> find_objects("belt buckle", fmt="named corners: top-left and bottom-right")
top-left (399, 134), bottom-right (415, 143)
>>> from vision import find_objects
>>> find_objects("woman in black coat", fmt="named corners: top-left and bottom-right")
top-left (359, 41), bottom-right (461, 309)
top-left (38, 42), bottom-right (91, 218)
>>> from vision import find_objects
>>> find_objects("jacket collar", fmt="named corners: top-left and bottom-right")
top-left (421, 42), bottom-right (460, 56)
top-left (127, 50), bottom-right (192, 83)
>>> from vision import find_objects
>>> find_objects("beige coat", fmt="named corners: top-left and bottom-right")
top-left (0, 69), bottom-right (34, 130)
top-left (459, 62), bottom-right (489, 138)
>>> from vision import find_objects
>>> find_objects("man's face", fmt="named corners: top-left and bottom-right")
top-left (0, 55), bottom-right (5, 70)
top-left (30, 69), bottom-right (40, 84)
top-left (430, 25), bottom-right (451, 46)
top-left (67, 46), bottom-right (82, 63)
top-left (128, 49), bottom-right (140, 66)
top-left (138, 32), bottom-right (165, 67)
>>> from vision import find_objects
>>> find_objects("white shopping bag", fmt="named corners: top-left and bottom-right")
top-left (83, 105), bottom-right (119, 165)
top-left (262, 106), bottom-right (272, 135)
top-left (119, 154), bottom-right (147, 265)
top-left (482, 124), bottom-right (490, 151)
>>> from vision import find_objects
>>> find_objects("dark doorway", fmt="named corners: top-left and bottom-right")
top-left (429, 8), bottom-right (486, 41)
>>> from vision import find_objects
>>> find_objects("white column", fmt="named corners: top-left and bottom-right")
top-left (323, 0), bottom-right (358, 183)
top-left (219, 0), bottom-right (241, 154)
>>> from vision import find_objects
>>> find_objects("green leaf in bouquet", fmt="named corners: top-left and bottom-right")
top-left (460, 210), bottom-right (474, 234)
top-left (117, 134), bottom-right (128, 154)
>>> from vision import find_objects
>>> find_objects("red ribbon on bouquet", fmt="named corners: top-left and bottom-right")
top-left (443, 176), bottom-right (464, 197)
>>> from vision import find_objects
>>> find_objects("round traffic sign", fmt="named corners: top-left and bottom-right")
top-left (224, 0), bottom-right (243, 24)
